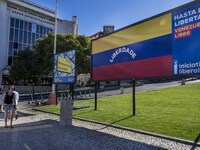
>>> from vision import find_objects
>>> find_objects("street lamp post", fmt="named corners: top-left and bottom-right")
top-left (52, 0), bottom-right (58, 94)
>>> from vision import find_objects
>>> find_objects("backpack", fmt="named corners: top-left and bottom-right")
top-left (4, 92), bottom-right (14, 104)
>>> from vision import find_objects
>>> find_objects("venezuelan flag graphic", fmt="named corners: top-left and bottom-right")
top-left (91, 13), bottom-right (172, 81)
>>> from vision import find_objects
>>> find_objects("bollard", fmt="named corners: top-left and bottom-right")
top-left (181, 79), bottom-right (186, 85)
top-left (60, 98), bottom-right (73, 126)
top-left (120, 87), bottom-right (124, 94)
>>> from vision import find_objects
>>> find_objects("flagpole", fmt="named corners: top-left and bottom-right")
top-left (52, 0), bottom-right (58, 93)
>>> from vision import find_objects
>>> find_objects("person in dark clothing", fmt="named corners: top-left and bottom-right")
top-left (2, 85), bottom-right (16, 128)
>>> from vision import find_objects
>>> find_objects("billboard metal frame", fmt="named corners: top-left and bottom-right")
top-left (53, 50), bottom-right (76, 84)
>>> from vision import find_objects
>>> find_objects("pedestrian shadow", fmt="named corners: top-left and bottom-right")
top-left (0, 111), bottom-right (35, 120)
top-left (0, 119), bottom-right (167, 150)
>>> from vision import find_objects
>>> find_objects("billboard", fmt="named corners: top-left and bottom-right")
top-left (53, 50), bottom-right (76, 84)
top-left (91, 1), bottom-right (200, 81)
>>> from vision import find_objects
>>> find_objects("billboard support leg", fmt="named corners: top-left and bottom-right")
top-left (70, 84), bottom-right (74, 100)
top-left (56, 84), bottom-right (58, 105)
top-left (132, 79), bottom-right (136, 116)
top-left (95, 82), bottom-right (97, 110)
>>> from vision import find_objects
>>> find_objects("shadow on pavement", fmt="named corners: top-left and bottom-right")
top-left (0, 111), bottom-right (35, 120)
top-left (0, 119), bottom-right (167, 150)
top-left (17, 111), bottom-right (36, 118)
top-left (95, 115), bottom-right (133, 131)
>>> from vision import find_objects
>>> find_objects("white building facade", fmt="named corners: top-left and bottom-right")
top-left (0, 0), bottom-right (78, 85)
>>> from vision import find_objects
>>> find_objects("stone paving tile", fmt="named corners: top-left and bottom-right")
top-left (0, 104), bottom-right (199, 150)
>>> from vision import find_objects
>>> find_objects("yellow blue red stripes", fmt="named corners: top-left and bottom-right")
top-left (92, 13), bottom-right (172, 54)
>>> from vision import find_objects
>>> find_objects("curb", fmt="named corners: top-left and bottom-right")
top-left (33, 108), bottom-right (200, 147)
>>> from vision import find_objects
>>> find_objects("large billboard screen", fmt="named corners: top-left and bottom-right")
top-left (53, 50), bottom-right (76, 84)
top-left (91, 1), bottom-right (200, 81)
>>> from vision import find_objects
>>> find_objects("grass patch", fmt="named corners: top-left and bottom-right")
top-left (35, 83), bottom-right (200, 141)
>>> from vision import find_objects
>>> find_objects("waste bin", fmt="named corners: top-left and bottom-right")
top-left (60, 98), bottom-right (73, 126)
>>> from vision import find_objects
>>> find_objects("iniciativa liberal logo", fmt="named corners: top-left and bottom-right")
top-left (109, 47), bottom-right (136, 63)
top-left (174, 60), bottom-right (178, 74)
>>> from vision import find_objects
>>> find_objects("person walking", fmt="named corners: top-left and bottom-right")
top-left (13, 86), bottom-right (19, 119)
top-left (2, 85), bottom-right (16, 128)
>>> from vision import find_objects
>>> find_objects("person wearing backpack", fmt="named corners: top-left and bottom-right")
top-left (2, 85), bottom-right (16, 128)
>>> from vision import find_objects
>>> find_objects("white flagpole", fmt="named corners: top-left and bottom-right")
top-left (52, 0), bottom-right (58, 93)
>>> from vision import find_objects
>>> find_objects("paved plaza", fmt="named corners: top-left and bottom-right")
top-left (0, 104), bottom-right (199, 150)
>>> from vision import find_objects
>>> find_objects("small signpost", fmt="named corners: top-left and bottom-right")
top-left (53, 50), bottom-right (76, 126)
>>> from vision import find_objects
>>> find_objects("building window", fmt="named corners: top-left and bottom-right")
top-left (40, 26), bottom-right (43, 35)
top-left (9, 42), bottom-right (13, 55)
top-left (15, 19), bottom-right (19, 29)
top-left (28, 23), bottom-right (32, 32)
top-left (44, 27), bottom-right (47, 35)
top-left (24, 31), bottom-right (27, 44)
top-left (8, 17), bottom-right (54, 65)
top-left (9, 28), bottom-right (14, 41)
top-left (36, 25), bottom-right (40, 33)
top-left (20, 20), bottom-right (23, 30)
top-left (10, 18), bottom-right (14, 28)
top-left (14, 29), bottom-right (19, 42)
top-left (28, 32), bottom-right (31, 44)
top-left (19, 43), bottom-right (23, 51)
top-left (32, 23), bottom-right (36, 33)
top-left (8, 56), bottom-right (12, 66)
top-left (19, 30), bottom-right (23, 43)
top-left (32, 33), bottom-right (35, 44)
top-left (24, 21), bottom-right (28, 31)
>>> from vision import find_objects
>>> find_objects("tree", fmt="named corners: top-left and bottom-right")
top-left (76, 35), bottom-right (90, 74)
top-left (10, 48), bottom-right (39, 94)
top-left (35, 33), bottom-right (91, 76)
top-left (34, 33), bottom-right (54, 77)
top-left (10, 33), bottom-right (91, 89)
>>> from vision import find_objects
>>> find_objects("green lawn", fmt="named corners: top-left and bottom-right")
top-left (34, 82), bottom-right (200, 141)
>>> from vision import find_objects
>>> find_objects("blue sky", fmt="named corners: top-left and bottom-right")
top-left (32, 0), bottom-right (194, 36)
